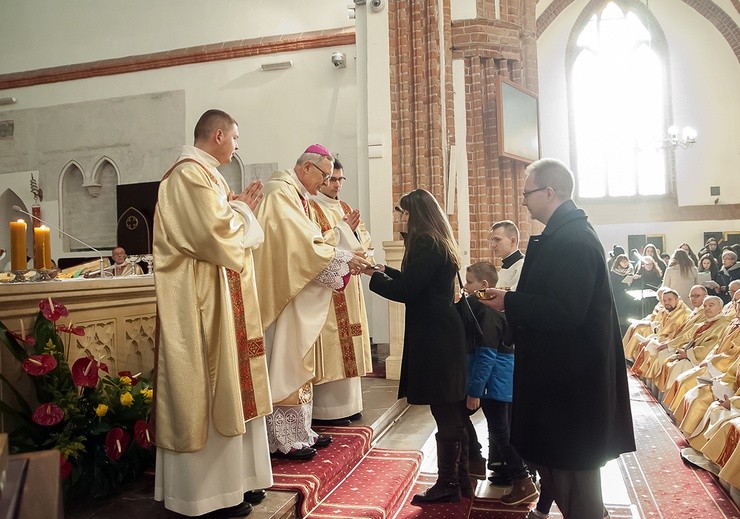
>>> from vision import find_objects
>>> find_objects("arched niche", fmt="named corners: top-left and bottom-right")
top-left (59, 158), bottom-right (118, 252)
top-left (217, 153), bottom-right (244, 193)
top-left (0, 189), bottom-right (31, 270)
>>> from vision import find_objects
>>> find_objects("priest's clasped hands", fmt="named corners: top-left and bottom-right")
top-left (229, 180), bottom-right (264, 211)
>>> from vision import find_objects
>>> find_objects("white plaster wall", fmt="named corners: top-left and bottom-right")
top-left (0, 0), bottom-right (354, 74)
top-left (451, 0), bottom-right (478, 20)
top-left (536, 0), bottom-right (740, 206)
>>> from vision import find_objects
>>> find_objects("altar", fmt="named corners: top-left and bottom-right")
top-left (0, 276), bottom-right (156, 432)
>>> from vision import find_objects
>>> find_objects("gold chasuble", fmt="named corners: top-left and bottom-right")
top-left (153, 149), bottom-right (271, 453)
top-left (310, 194), bottom-right (373, 386)
top-left (253, 170), bottom-right (338, 403)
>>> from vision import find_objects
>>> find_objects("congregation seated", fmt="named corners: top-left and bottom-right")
top-left (626, 290), bottom-right (740, 494)
top-left (622, 286), bottom-right (667, 354)
top-left (624, 288), bottom-right (691, 364)
top-left (716, 251), bottom-right (740, 304)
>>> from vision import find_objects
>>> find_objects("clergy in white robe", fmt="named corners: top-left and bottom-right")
top-left (153, 110), bottom-right (273, 517)
top-left (490, 220), bottom-right (524, 290)
top-left (253, 145), bottom-right (367, 456)
top-left (310, 160), bottom-right (373, 422)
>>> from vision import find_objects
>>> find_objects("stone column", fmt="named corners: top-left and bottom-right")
top-left (381, 239), bottom-right (405, 380)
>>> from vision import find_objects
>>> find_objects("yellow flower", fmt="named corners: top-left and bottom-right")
top-left (140, 387), bottom-right (153, 400)
top-left (95, 403), bottom-right (108, 417)
top-left (120, 392), bottom-right (134, 407)
top-left (119, 376), bottom-right (132, 386)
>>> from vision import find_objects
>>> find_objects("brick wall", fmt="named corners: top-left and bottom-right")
top-left (389, 0), bottom-right (540, 263)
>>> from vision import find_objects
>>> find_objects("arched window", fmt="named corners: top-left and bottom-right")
top-left (568, 1), bottom-right (670, 198)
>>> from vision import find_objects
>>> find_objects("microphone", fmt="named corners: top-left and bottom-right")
top-left (12, 205), bottom-right (105, 277)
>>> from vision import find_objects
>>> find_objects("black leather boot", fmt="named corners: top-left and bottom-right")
top-left (412, 436), bottom-right (462, 504)
top-left (458, 429), bottom-right (475, 498)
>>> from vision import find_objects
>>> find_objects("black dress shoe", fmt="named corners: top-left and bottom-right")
top-left (312, 417), bottom-right (351, 426)
top-left (271, 447), bottom-right (317, 460)
top-left (243, 489), bottom-right (266, 504)
top-left (205, 500), bottom-right (253, 517)
top-left (347, 412), bottom-right (363, 421)
top-left (311, 434), bottom-right (332, 449)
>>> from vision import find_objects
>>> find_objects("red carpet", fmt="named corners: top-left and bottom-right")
top-left (308, 448), bottom-right (422, 518)
top-left (621, 374), bottom-right (740, 518)
top-left (395, 473), bottom-right (473, 518)
top-left (270, 425), bottom-right (374, 517)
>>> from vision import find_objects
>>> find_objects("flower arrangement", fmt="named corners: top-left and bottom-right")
top-left (0, 298), bottom-right (155, 501)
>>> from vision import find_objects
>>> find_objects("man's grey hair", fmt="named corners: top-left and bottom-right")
top-left (690, 284), bottom-right (708, 295)
top-left (704, 295), bottom-right (723, 306)
top-left (722, 250), bottom-right (738, 261)
top-left (729, 279), bottom-right (740, 290)
top-left (296, 152), bottom-right (334, 166)
top-left (525, 158), bottom-right (575, 200)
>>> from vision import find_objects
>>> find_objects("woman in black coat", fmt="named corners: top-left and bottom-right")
top-left (364, 189), bottom-right (468, 504)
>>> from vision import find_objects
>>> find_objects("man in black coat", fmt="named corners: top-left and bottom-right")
top-left (482, 159), bottom-right (635, 518)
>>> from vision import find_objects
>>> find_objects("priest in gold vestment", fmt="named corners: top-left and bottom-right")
top-left (310, 158), bottom-right (373, 424)
top-left (664, 292), bottom-right (740, 412)
top-left (153, 110), bottom-right (273, 517)
top-left (253, 145), bottom-right (368, 459)
top-left (653, 296), bottom-right (729, 392)
top-left (629, 289), bottom-right (691, 375)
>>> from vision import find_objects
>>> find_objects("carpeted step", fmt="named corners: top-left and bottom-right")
top-left (270, 425), bottom-right (374, 517)
top-left (307, 448), bottom-right (422, 518)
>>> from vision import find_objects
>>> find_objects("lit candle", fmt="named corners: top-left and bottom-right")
top-left (9, 219), bottom-right (27, 271)
top-left (33, 225), bottom-right (51, 270)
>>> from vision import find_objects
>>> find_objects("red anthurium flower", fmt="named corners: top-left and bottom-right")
top-left (99, 362), bottom-right (109, 374)
top-left (22, 354), bottom-right (57, 376)
top-left (133, 420), bottom-right (153, 449)
top-left (7, 331), bottom-right (36, 346)
top-left (118, 370), bottom-right (140, 386)
top-left (31, 402), bottom-right (64, 426)
top-left (59, 454), bottom-right (72, 481)
top-left (39, 298), bottom-right (69, 322)
top-left (56, 324), bottom-right (85, 336)
top-left (71, 356), bottom-right (101, 387)
top-left (105, 428), bottom-right (130, 461)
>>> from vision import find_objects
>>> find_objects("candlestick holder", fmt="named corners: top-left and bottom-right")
top-left (10, 270), bottom-right (28, 282)
top-left (35, 269), bottom-right (57, 282)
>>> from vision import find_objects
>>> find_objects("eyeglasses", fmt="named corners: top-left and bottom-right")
top-left (309, 162), bottom-right (331, 180)
top-left (327, 176), bottom-right (346, 183)
top-left (522, 186), bottom-right (549, 198)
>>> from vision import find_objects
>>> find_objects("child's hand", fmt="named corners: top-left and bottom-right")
top-left (466, 396), bottom-right (480, 411)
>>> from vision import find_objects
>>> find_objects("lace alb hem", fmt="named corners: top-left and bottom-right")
top-left (315, 249), bottom-right (353, 290)
top-left (266, 403), bottom-right (319, 453)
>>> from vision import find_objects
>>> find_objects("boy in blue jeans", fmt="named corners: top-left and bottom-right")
top-left (462, 262), bottom-right (538, 506)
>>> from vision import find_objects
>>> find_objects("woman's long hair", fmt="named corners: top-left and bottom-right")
top-left (669, 248), bottom-right (694, 277)
top-left (678, 242), bottom-right (698, 266)
top-left (637, 256), bottom-right (662, 277)
top-left (698, 253), bottom-right (719, 279)
top-left (398, 189), bottom-right (461, 270)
